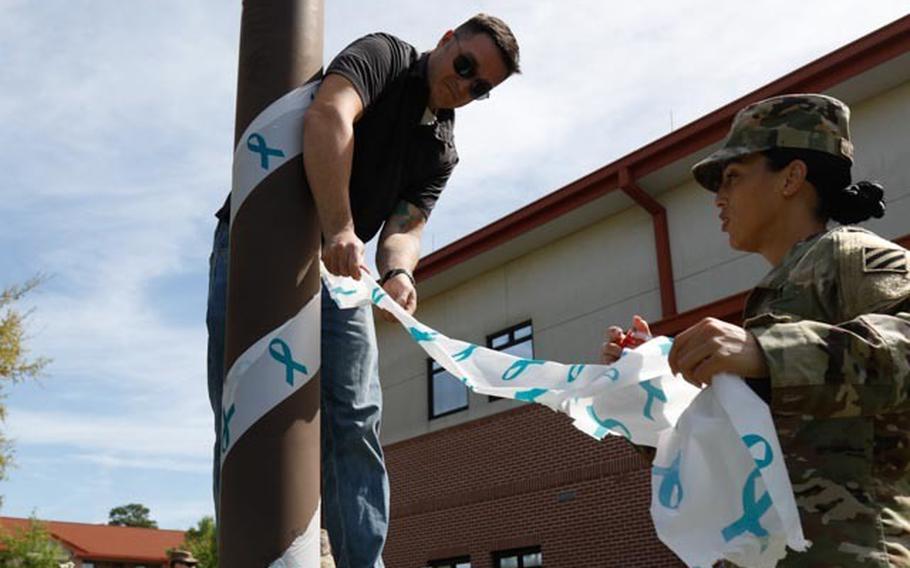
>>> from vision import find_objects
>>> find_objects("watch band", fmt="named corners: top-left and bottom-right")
top-left (380, 268), bottom-right (416, 287)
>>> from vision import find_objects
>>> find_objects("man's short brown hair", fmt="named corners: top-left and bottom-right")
top-left (455, 13), bottom-right (521, 76)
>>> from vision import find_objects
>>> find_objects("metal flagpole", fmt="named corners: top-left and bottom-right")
top-left (220, 0), bottom-right (324, 565)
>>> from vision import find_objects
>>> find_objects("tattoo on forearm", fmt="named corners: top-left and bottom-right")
top-left (393, 201), bottom-right (423, 232)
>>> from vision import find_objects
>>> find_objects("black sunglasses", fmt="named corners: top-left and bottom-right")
top-left (452, 52), bottom-right (492, 100)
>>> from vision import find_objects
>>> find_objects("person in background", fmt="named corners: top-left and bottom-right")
top-left (168, 549), bottom-right (199, 568)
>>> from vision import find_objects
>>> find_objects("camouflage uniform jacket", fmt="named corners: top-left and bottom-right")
top-left (743, 226), bottom-right (910, 567)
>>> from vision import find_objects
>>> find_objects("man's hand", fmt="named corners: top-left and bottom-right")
top-left (380, 273), bottom-right (417, 322)
top-left (668, 317), bottom-right (769, 387)
top-left (601, 315), bottom-right (651, 364)
top-left (322, 228), bottom-right (366, 279)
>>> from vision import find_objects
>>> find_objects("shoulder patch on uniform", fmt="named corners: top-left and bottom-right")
top-left (862, 246), bottom-right (908, 273)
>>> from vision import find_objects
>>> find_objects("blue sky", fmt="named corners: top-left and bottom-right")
top-left (1, 0), bottom-right (907, 530)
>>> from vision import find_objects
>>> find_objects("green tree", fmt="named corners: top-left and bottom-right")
top-left (107, 503), bottom-right (157, 528)
top-left (0, 515), bottom-right (69, 567)
top-left (0, 277), bottom-right (50, 486)
top-left (179, 515), bottom-right (217, 568)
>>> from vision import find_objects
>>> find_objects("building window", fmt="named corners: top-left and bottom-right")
top-left (428, 556), bottom-right (471, 568)
top-left (488, 320), bottom-right (534, 401)
top-left (488, 320), bottom-right (534, 358)
top-left (493, 546), bottom-right (542, 568)
top-left (428, 359), bottom-right (469, 419)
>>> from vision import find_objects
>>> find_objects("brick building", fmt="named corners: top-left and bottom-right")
top-left (377, 16), bottom-right (910, 568)
top-left (0, 516), bottom-right (186, 568)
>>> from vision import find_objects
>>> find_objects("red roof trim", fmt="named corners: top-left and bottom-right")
top-left (415, 15), bottom-right (910, 282)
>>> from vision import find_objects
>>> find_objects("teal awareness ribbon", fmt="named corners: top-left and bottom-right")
top-left (722, 434), bottom-right (774, 542)
top-left (605, 368), bottom-right (620, 381)
top-left (586, 405), bottom-right (631, 440)
top-left (269, 338), bottom-right (308, 386)
top-left (652, 453), bottom-right (684, 509)
top-left (409, 327), bottom-right (437, 342)
top-left (247, 133), bottom-right (285, 170)
top-left (371, 287), bottom-right (386, 304)
top-left (515, 388), bottom-right (548, 402)
top-left (639, 380), bottom-right (668, 420)
top-left (567, 364), bottom-right (585, 383)
top-left (221, 403), bottom-right (236, 452)
top-left (452, 344), bottom-right (478, 362)
top-left (331, 286), bottom-right (357, 296)
top-left (502, 358), bottom-right (546, 381)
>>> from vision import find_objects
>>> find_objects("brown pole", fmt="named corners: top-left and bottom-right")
top-left (220, 0), bottom-right (324, 565)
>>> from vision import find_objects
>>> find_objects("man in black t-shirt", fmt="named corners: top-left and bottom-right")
top-left (206, 14), bottom-right (520, 567)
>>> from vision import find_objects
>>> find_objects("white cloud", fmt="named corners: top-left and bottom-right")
top-left (6, 408), bottom-right (212, 460)
top-left (71, 453), bottom-right (210, 475)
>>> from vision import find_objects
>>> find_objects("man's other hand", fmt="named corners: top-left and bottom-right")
top-left (380, 273), bottom-right (416, 322)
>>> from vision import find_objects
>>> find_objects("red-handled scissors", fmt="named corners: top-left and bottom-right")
top-left (619, 328), bottom-right (649, 350)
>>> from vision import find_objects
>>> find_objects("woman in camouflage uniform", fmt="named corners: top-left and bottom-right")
top-left (602, 93), bottom-right (910, 566)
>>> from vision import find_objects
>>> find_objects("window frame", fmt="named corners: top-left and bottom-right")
top-left (486, 320), bottom-right (534, 354)
top-left (486, 320), bottom-right (534, 402)
top-left (428, 555), bottom-right (471, 568)
top-left (492, 546), bottom-right (542, 568)
top-left (427, 357), bottom-right (469, 420)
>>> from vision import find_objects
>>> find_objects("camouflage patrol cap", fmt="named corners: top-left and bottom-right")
top-left (692, 93), bottom-right (854, 191)
top-left (169, 550), bottom-right (199, 566)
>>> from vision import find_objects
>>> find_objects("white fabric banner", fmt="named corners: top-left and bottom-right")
top-left (322, 267), bottom-right (809, 567)
top-left (220, 290), bottom-right (321, 465)
top-left (267, 502), bottom-right (321, 568)
top-left (231, 81), bottom-right (320, 223)
top-left (652, 376), bottom-right (808, 567)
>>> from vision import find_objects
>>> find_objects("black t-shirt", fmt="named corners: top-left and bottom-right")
top-left (327, 33), bottom-right (458, 241)
top-left (219, 33), bottom-right (458, 243)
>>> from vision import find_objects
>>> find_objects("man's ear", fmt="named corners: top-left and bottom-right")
top-left (781, 159), bottom-right (808, 197)
top-left (437, 29), bottom-right (455, 49)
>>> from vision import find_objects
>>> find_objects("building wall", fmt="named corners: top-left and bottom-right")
top-left (379, 79), bottom-right (910, 446)
top-left (379, 79), bottom-right (910, 566)
top-left (384, 405), bottom-right (682, 567)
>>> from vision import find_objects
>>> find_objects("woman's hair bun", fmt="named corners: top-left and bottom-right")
top-left (829, 180), bottom-right (886, 224)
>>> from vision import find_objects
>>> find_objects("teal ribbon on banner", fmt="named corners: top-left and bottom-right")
top-left (640, 380), bottom-right (668, 420)
top-left (221, 404), bottom-right (236, 452)
top-left (409, 327), bottom-right (438, 342)
top-left (653, 453), bottom-right (684, 509)
top-left (269, 338), bottom-right (308, 386)
top-left (502, 358), bottom-right (547, 381)
top-left (247, 133), bottom-right (285, 170)
top-left (722, 434), bottom-right (774, 542)
top-left (567, 364), bottom-right (585, 383)
top-left (586, 405), bottom-right (631, 440)
top-left (331, 286), bottom-right (357, 296)
top-left (515, 388), bottom-right (548, 401)
top-left (453, 344), bottom-right (478, 362)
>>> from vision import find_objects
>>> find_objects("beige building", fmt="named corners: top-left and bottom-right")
top-left (379, 16), bottom-right (910, 568)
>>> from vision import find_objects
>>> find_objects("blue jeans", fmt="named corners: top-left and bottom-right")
top-left (206, 213), bottom-right (389, 567)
